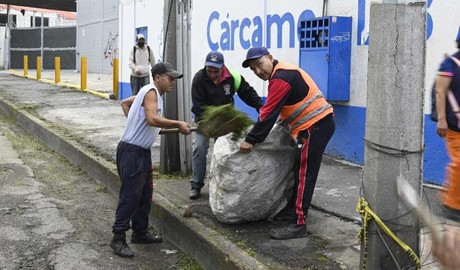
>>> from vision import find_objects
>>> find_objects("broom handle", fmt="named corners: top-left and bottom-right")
top-left (159, 126), bottom-right (199, 134)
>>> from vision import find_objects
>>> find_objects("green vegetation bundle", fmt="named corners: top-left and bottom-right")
top-left (198, 104), bottom-right (254, 141)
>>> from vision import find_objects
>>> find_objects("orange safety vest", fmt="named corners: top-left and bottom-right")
top-left (274, 61), bottom-right (333, 139)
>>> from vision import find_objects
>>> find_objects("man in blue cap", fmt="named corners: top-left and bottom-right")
top-left (240, 47), bottom-right (335, 240)
top-left (189, 51), bottom-right (263, 199)
top-left (435, 25), bottom-right (460, 221)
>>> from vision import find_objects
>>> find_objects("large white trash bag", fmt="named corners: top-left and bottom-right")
top-left (209, 124), bottom-right (296, 224)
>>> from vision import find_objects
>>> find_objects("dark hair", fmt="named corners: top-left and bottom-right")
top-left (457, 41), bottom-right (460, 49)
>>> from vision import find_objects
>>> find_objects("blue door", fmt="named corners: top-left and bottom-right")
top-left (136, 27), bottom-right (148, 43)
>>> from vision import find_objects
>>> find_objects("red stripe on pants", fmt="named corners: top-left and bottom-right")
top-left (295, 136), bottom-right (309, 225)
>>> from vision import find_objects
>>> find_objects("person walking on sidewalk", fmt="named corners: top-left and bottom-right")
top-left (189, 51), bottom-right (263, 200)
top-left (435, 26), bottom-right (460, 221)
top-left (239, 47), bottom-right (335, 240)
top-left (128, 33), bottom-right (156, 95)
top-left (110, 62), bottom-right (191, 258)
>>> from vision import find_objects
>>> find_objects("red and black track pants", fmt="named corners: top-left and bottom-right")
top-left (286, 113), bottom-right (335, 225)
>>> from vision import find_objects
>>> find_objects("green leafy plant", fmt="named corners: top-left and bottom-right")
top-left (198, 104), bottom-right (254, 141)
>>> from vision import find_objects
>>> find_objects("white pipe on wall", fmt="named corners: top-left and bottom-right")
top-left (3, 4), bottom-right (10, 69)
top-left (119, 1), bottom-right (123, 97)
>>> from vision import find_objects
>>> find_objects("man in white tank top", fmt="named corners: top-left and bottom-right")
top-left (110, 62), bottom-right (191, 258)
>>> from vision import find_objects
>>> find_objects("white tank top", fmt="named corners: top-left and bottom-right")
top-left (120, 83), bottom-right (163, 149)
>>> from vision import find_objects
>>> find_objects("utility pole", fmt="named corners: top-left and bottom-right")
top-left (161, 0), bottom-right (181, 174)
top-left (175, 0), bottom-right (193, 176)
top-left (161, 0), bottom-right (192, 175)
top-left (361, 2), bottom-right (426, 269)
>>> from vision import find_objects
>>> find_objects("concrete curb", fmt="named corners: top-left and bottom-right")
top-left (0, 98), bottom-right (268, 270)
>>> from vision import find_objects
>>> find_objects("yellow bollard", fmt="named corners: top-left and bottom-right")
top-left (55, 57), bottom-right (61, 83)
top-left (23, 55), bottom-right (28, 77)
top-left (36, 56), bottom-right (42, 80)
top-left (112, 58), bottom-right (119, 99)
top-left (80, 56), bottom-right (87, 90)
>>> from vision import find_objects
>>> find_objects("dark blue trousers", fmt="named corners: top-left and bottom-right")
top-left (112, 141), bottom-right (153, 235)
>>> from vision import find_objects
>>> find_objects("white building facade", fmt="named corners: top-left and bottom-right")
top-left (118, 0), bottom-right (460, 185)
top-left (76, 0), bottom-right (119, 74)
top-left (0, 5), bottom-right (76, 69)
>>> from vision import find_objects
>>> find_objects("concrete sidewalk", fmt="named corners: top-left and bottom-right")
top-left (9, 69), bottom-right (115, 99)
top-left (0, 70), bottom-right (454, 269)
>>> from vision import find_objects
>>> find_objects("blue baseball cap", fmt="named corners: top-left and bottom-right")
top-left (242, 47), bottom-right (270, 68)
top-left (205, 51), bottom-right (224, 68)
top-left (457, 25), bottom-right (460, 42)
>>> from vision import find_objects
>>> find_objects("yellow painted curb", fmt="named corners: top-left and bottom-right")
top-left (7, 69), bottom-right (111, 100)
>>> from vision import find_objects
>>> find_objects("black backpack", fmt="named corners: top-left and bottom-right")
top-left (133, 45), bottom-right (151, 64)
top-left (430, 56), bottom-right (460, 122)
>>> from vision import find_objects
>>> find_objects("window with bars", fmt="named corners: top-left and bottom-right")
top-left (299, 18), bottom-right (329, 49)
top-left (31, 17), bottom-right (49, 27)
top-left (0, 14), bottom-right (17, 27)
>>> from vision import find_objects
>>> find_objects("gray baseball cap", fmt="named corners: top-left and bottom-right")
top-left (151, 62), bottom-right (183, 78)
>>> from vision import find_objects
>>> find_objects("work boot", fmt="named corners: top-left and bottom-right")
top-left (110, 233), bottom-right (134, 258)
top-left (269, 223), bottom-right (308, 240)
top-left (131, 232), bottom-right (163, 244)
top-left (189, 188), bottom-right (201, 200)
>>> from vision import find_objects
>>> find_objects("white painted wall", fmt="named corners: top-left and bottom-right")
top-left (119, 0), bottom-right (165, 85)
top-left (0, 7), bottom-right (76, 28)
top-left (77, 0), bottom-right (119, 74)
top-left (0, 27), bottom-right (4, 69)
top-left (190, 0), bottom-right (324, 100)
top-left (119, 0), bottom-right (460, 113)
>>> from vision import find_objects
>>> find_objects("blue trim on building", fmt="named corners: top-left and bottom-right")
top-left (326, 105), bottom-right (447, 185)
top-left (236, 100), bottom-right (448, 185)
top-left (234, 95), bottom-right (266, 121)
top-left (326, 105), bottom-right (365, 164)
top-left (424, 117), bottom-right (448, 185)
top-left (119, 82), bottom-right (132, 100)
top-left (357, 0), bottom-right (369, 46)
top-left (119, 90), bottom-right (447, 186)
top-left (235, 100), bottom-right (366, 164)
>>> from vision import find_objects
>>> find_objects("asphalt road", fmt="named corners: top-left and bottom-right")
top-left (0, 115), bottom-right (201, 270)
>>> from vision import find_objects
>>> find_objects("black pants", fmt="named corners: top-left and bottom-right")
top-left (112, 141), bottom-right (153, 235)
top-left (286, 114), bottom-right (335, 225)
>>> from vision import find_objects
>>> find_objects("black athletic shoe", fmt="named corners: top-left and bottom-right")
top-left (189, 189), bottom-right (201, 200)
top-left (269, 223), bottom-right (308, 240)
top-left (272, 208), bottom-right (294, 222)
top-left (110, 236), bottom-right (134, 258)
top-left (131, 232), bottom-right (163, 244)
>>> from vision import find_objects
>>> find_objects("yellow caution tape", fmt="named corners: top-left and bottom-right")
top-left (356, 197), bottom-right (421, 270)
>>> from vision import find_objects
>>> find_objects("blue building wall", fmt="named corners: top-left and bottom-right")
top-left (119, 82), bottom-right (131, 100)
top-left (236, 97), bottom-right (448, 186)
top-left (424, 117), bottom-right (448, 185)
top-left (119, 85), bottom-right (447, 186)
top-left (325, 105), bottom-right (366, 164)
